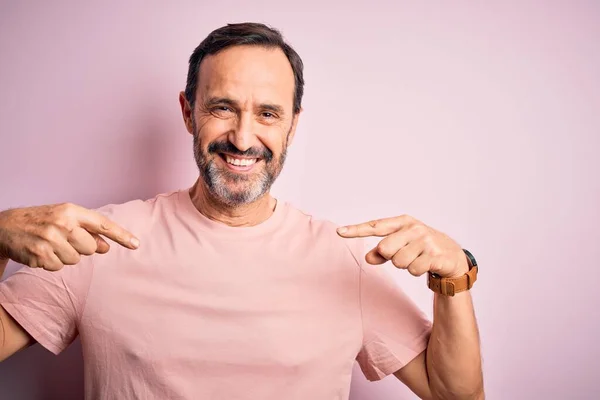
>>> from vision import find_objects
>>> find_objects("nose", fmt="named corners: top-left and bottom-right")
top-left (228, 112), bottom-right (256, 152)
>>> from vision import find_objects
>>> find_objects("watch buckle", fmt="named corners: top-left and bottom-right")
top-left (441, 278), bottom-right (455, 296)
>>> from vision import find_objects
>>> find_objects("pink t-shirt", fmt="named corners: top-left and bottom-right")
top-left (0, 189), bottom-right (432, 400)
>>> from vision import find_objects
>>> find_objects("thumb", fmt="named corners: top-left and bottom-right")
top-left (365, 247), bottom-right (388, 265)
top-left (92, 233), bottom-right (111, 254)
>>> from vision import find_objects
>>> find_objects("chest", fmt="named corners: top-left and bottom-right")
top-left (79, 244), bottom-right (363, 375)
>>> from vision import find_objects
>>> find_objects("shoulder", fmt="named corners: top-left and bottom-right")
top-left (282, 202), bottom-right (367, 268)
top-left (92, 190), bottom-right (180, 233)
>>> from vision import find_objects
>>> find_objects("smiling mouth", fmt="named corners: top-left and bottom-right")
top-left (218, 153), bottom-right (260, 170)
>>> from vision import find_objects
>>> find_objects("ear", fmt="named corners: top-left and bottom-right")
top-left (179, 91), bottom-right (194, 134)
top-left (286, 108), bottom-right (303, 147)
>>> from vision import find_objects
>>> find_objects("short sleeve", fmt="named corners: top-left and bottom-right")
top-left (0, 257), bottom-right (94, 355)
top-left (355, 257), bottom-right (433, 381)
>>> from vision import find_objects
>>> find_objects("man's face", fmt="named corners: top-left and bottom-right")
top-left (180, 45), bottom-right (300, 207)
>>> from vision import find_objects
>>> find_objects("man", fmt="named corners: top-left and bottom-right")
top-left (0, 23), bottom-right (483, 399)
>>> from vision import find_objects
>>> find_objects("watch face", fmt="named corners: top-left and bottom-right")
top-left (463, 249), bottom-right (477, 268)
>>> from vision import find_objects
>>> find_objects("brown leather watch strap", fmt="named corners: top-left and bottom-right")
top-left (428, 266), bottom-right (478, 296)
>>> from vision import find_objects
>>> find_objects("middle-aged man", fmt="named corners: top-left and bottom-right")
top-left (0, 23), bottom-right (483, 399)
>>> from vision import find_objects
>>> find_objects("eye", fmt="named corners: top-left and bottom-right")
top-left (211, 106), bottom-right (234, 117)
top-left (260, 111), bottom-right (277, 119)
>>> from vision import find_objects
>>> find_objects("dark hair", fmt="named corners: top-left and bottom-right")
top-left (185, 22), bottom-right (304, 114)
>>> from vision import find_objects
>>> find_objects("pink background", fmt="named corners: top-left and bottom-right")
top-left (1, 1), bottom-right (599, 399)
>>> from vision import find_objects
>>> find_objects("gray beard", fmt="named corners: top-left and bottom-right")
top-left (192, 132), bottom-right (287, 207)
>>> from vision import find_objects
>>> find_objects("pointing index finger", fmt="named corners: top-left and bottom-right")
top-left (78, 210), bottom-right (140, 249)
top-left (337, 215), bottom-right (411, 238)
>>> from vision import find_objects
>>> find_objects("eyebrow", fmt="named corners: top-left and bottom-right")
top-left (204, 96), bottom-right (286, 116)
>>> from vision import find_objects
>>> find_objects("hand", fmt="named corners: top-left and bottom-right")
top-left (0, 203), bottom-right (139, 271)
top-left (337, 215), bottom-right (468, 278)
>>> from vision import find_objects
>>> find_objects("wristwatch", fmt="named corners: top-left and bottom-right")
top-left (427, 249), bottom-right (478, 296)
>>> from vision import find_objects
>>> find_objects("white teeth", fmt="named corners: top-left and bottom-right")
top-left (225, 156), bottom-right (257, 166)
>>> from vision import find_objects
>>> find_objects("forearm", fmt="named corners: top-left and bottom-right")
top-left (426, 291), bottom-right (483, 399)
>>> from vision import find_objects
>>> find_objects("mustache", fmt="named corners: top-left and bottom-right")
top-left (208, 141), bottom-right (273, 162)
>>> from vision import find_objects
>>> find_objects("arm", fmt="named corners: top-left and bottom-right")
top-left (394, 291), bottom-right (483, 399)
top-left (0, 304), bottom-right (35, 362)
top-left (427, 291), bottom-right (483, 398)
top-left (0, 259), bottom-right (36, 362)
top-left (0, 204), bottom-right (138, 361)
top-left (338, 216), bottom-right (484, 399)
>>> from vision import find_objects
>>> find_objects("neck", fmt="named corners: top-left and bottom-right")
top-left (189, 179), bottom-right (277, 227)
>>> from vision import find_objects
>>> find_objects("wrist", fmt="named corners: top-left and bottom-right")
top-left (446, 249), bottom-right (475, 278)
top-left (435, 261), bottom-right (470, 280)
top-left (428, 249), bottom-right (478, 296)
top-left (444, 266), bottom-right (470, 279)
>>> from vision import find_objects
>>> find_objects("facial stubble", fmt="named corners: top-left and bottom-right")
top-left (192, 117), bottom-right (290, 207)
